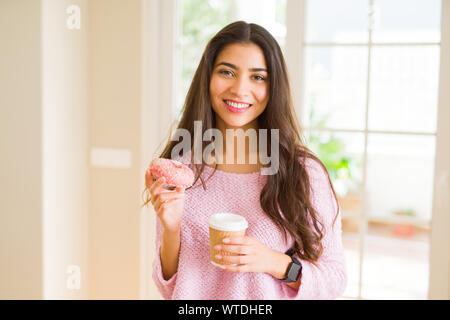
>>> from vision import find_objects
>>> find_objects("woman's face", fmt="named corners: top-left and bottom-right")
top-left (209, 43), bottom-right (269, 131)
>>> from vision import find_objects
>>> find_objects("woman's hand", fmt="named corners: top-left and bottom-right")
top-left (214, 236), bottom-right (292, 279)
top-left (148, 176), bottom-right (186, 233)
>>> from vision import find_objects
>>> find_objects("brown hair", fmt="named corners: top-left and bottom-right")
top-left (145, 21), bottom-right (339, 265)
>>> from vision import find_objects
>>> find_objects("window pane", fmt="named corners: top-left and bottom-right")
top-left (178, 0), bottom-right (287, 117)
top-left (372, 0), bottom-right (442, 43)
top-left (366, 134), bottom-right (435, 221)
top-left (368, 46), bottom-right (440, 133)
top-left (177, 0), bottom-right (234, 117)
top-left (233, 0), bottom-right (287, 49)
top-left (305, 131), bottom-right (365, 197)
top-left (303, 46), bottom-right (368, 130)
top-left (362, 133), bottom-right (434, 299)
top-left (305, 0), bottom-right (369, 43)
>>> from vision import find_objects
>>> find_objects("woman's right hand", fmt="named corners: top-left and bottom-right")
top-left (148, 176), bottom-right (186, 233)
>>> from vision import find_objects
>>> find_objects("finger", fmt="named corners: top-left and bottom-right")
top-left (155, 186), bottom-right (184, 197)
top-left (157, 197), bottom-right (183, 215)
top-left (222, 236), bottom-right (251, 245)
top-left (153, 181), bottom-right (185, 200)
top-left (145, 169), bottom-right (153, 189)
top-left (217, 254), bottom-right (250, 265)
top-left (176, 186), bottom-right (185, 192)
top-left (150, 177), bottom-right (166, 202)
top-left (216, 244), bottom-right (250, 255)
top-left (149, 176), bottom-right (165, 193)
top-left (154, 193), bottom-right (184, 211)
top-left (157, 190), bottom-right (185, 202)
top-left (221, 264), bottom-right (249, 273)
top-left (160, 185), bottom-right (185, 193)
top-left (154, 196), bottom-right (168, 213)
top-left (153, 192), bottom-right (169, 211)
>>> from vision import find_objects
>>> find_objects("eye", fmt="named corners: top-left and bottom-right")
top-left (218, 69), bottom-right (234, 77)
top-left (252, 74), bottom-right (267, 81)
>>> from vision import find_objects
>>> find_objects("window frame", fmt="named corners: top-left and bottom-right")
top-left (429, 0), bottom-right (450, 300)
top-left (141, 0), bottom-right (450, 300)
top-left (286, 0), bottom-right (450, 299)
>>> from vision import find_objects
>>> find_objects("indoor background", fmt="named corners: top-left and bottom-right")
top-left (1, 0), bottom-right (449, 300)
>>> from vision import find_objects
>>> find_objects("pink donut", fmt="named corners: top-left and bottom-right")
top-left (145, 158), bottom-right (194, 190)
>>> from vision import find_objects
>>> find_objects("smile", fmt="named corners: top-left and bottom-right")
top-left (223, 99), bottom-right (252, 113)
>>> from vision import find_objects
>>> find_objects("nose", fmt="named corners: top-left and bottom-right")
top-left (229, 76), bottom-right (250, 99)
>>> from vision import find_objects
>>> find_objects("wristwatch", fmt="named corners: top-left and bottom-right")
top-left (281, 248), bottom-right (302, 283)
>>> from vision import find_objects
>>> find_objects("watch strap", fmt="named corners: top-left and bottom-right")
top-left (281, 248), bottom-right (302, 283)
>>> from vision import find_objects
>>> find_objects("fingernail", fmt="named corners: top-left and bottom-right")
top-left (215, 254), bottom-right (222, 260)
top-left (222, 238), bottom-right (230, 243)
top-left (214, 245), bottom-right (221, 250)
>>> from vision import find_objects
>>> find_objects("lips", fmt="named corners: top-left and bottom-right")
top-left (223, 99), bottom-right (252, 114)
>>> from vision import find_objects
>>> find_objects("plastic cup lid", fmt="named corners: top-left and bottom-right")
top-left (208, 213), bottom-right (248, 232)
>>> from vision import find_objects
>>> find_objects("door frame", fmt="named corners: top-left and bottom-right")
top-left (140, 0), bottom-right (178, 299)
top-left (429, 0), bottom-right (450, 300)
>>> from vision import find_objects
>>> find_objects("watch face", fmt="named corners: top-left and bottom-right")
top-left (286, 262), bottom-right (302, 282)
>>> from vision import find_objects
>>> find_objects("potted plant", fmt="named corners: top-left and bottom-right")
top-left (392, 209), bottom-right (416, 237)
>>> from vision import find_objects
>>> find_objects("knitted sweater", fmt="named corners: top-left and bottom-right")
top-left (152, 152), bottom-right (347, 300)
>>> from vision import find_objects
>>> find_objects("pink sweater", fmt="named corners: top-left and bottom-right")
top-left (152, 152), bottom-right (347, 300)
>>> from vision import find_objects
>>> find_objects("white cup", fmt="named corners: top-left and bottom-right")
top-left (208, 213), bottom-right (248, 267)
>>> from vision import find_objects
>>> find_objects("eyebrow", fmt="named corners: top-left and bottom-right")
top-left (215, 62), bottom-right (268, 73)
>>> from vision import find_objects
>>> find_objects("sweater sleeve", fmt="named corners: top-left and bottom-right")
top-left (151, 217), bottom-right (177, 300)
top-left (286, 158), bottom-right (347, 300)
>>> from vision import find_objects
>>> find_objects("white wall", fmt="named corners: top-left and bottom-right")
top-left (42, 0), bottom-right (89, 299)
top-left (0, 0), bottom-right (43, 299)
top-left (88, 0), bottom-right (142, 299)
top-left (1, 0), bottom-right (143, 300)
top-left (1, 0), bottom-right (89, 300)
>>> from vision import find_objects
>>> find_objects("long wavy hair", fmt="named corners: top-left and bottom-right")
top-left (144, 21), bottom-right (339, 265)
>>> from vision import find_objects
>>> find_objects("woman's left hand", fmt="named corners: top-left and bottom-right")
top-left (214, 236), bottom-right (291, 279)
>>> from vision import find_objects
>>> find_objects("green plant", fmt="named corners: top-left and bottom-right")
top-left (308, 133), bottom-right (353, 181)
top-left (306, 107), bottom-right (360, 195)
top-left (393, 209), bottom-right (416, 217)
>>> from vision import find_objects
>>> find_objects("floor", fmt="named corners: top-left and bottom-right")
top-left (341, 223), bottom-right (430, 299)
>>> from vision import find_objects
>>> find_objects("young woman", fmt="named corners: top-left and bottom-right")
top-left (146, 21), bottom-right (347, 299)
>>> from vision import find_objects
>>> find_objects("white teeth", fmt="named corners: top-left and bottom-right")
top-left (225, 100), bottom-right (251, 109)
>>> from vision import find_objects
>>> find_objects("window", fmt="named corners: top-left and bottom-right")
top-left (143, 0), bottom-right (448, 300)
top-left (176, 0), bottom-right (233, 117)
top-left (301, 0), bottom-right (442, 299)
top-left (176, 0), bottom-right (287, 117)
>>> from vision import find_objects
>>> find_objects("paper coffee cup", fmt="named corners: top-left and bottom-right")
top-left (208, 213), bottom-right (248, 267)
